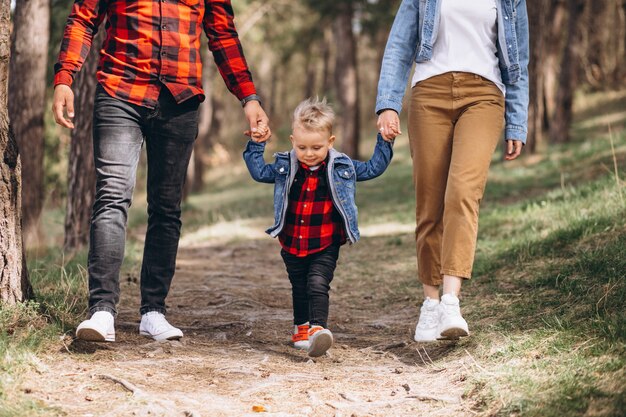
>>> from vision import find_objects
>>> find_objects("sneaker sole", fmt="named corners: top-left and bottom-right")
top-left (414, 335), bottom-right (438, 342)
top-left (76, 328), bottom-right (115, 342)
top-left (293, 341), bottom-right (310, 350)
top-left (438, 327), bottom-right (469, 340)
top-left (139, 330), bottom-right (183, 341)
top-left (308, 333), bottom-right (333, 357)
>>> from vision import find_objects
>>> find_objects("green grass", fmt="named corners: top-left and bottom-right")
top-left (0, 252), bottom-right (91, 415)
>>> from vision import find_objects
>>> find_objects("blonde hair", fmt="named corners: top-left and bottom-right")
top-left (292, 97), bottom-right (335, 135)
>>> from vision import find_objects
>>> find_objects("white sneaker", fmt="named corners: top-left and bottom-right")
top-left (437, 293), bottom-right (469, 340)
top-left (139, 312), bottom-right (183, 341)
top-left (307, 326), bottom-right (333, 357)
top-left (414, 297), bottom-right (441, 342)
top-left (76, 311), bottom-right (115, 342)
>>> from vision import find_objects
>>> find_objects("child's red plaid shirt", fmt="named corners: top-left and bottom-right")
top-left (54, 0), bottom-right (256, 108)
top-left (279, 162), bottom-right (347, 257)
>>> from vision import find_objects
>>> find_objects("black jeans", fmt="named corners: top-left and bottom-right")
top-left (280, 245), bottom-right (340, 328)
top-left (88, 84), bottom-right (199, 316)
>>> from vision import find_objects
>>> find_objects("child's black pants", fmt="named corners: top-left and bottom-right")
top-left (280, 244), bottom-right (340, 328)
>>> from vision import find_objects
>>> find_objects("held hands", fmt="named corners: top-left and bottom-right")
top-left (52, 84), bottom-right (75, 129)
top-left (377, 109), bottom-right (401, 142)
top-left (504, 139), bottom-right (523, 161)
top-left (243, 100), bottom-right (271, 143)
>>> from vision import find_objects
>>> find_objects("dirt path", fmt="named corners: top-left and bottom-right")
top-left (24, 236), bottom-right (477, 416)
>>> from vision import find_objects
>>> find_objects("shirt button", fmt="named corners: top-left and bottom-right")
top-left (161, 24), bottom-right (167, 29)
top-left (306, 188), bottom-right (310, 191)
top-left (299, 236), bottom-right (302, 239)
top-left (505, 16), bottom-right (508, 20)
top-left (300, 220), bottom-right (304, 224)
top-left (161, 51), bottom-right (166, 56)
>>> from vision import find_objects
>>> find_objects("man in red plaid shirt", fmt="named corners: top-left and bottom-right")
top-left (52, 0), bottom-right (270, 343)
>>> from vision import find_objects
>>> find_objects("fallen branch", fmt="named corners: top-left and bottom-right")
top-left (97, 374), bottom-right (144, 396)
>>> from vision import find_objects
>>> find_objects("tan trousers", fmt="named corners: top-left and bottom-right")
top-left (408, 72), bottom-right (505, 286)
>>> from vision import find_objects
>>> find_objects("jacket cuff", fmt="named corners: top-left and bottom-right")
top-left (54, 71), bottom-right (73, 88)
top-left (504, 125), bottom-right (527, 144)
top-left (376, 132), bottom-right (394, 146)
top-left (246, 139), bottom-right (266, 150)
top-left (375, 98), bottom-right (402, 115)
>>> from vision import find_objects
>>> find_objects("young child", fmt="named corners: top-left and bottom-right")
top-left (243, 98), bottom-right (393, 357)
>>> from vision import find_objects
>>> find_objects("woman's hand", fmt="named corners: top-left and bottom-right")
top-left (377, 109), bottom-right (401, 141)
top-left (504, 139), bottom-right (523, 161)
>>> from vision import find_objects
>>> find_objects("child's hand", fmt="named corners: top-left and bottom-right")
top-left (244, 122), bottom-right (271, 143)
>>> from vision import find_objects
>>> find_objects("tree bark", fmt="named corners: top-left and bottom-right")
top-left (333, 1), bottom-right (360, 159)
top-left (63, 29), bottom-right (104, 252)
top-left (321, 26), bottom-right (333, 96)
top-left (0, 0), bottom-right (31, 304)
top-left (526, 0), bottom-right (547, 153)
top-left (550, 0), bottom-right (585, 144)
top-left (184, 51), bottom-right (214, 199)
top-left (8, 0), bottom-right (50, 247)
top-left (542, 0), bottom-right (567, 125)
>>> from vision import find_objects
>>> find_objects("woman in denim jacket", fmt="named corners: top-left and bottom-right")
top-left (375, 0), bottom-right (529, 342)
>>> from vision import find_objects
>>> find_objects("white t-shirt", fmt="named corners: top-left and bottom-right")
top-left (411, 0), bottom-right (505, 95)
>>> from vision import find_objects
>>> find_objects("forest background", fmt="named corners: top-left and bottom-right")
top-left (0, 0), bottom-right (626, 415)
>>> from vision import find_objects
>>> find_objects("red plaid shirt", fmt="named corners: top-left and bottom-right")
top-left (279, 162), bottom-right (347, 257)
top-left (54, 0), bottom-right (256, 108)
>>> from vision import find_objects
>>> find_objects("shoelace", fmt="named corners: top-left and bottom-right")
top-left (440, 300), bottom-right (460, 317)
top-left (145, 314), bottom-right (172, 333)
top-left (419, 306), bottom-right (439, 328)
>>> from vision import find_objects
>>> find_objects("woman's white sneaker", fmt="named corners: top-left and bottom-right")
top-left (437, 293), bottom-right (469, 340)
top-left (139, 312), bottom-right (183, 341)
top-left (414, 297), bottom-right (441, 342)
top-left (76, 311), bottom-right (115, 342)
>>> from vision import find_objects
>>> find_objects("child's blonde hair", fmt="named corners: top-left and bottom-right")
top-left (292, 97), bottom-right (335, 135)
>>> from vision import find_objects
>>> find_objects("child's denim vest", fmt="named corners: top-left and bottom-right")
top-left (376, 0), bottom-right (529, 142)
top-left (243, 134), bottom-right (393, 243)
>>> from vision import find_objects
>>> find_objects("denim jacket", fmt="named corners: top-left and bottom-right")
top-left (243, 134), bottom-right (393, 243)
top-left (376, 0), bottom-right (529, 143)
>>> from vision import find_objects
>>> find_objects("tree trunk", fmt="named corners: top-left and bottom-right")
top-left (8, 0), bottom-right (50, 247)
top-left (63, 29), bottom-right (104, 252)
top-left (333, 1), bottom-right (360, 159)
top-left (0, 0), bottom-right (31, 304)
top-left (321, 26), bottom-right (333, 96)
top-left (526, 0), bottom-right (547, 153)
top-left (550, 0), bottom-right (585, 144)
top-left (542, 0), bottom-right (567, 125)
top-left (184, 51), bottom-right (214, 199)
top-left (584, 0), bottom-right (623, 88)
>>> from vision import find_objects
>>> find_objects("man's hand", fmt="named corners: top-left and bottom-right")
top-left (504, 139), bottom-right (523, 161)
top-left (243, 100), bottom-right (271, 143)
top-left (52, 84), bottom-right (75, 129)
top-left (376, 109), bottom-right (401, 141)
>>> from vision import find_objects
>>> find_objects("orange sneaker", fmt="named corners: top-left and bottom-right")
top-left (292, 323), bottom-right (310, 350)
top-left (307, 326), bottom-right (333, 357)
